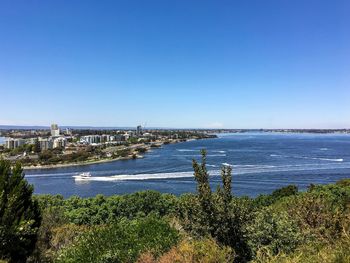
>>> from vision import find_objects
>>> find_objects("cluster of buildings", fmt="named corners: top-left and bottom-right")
top-left (79, 126), bottom-right (149, 145)
top-left (4, 124), bottom-right (69, 151)
top-left (80, 134), bottom-right (126, 145)
top-left (3, 124), bottom-right (149, 151)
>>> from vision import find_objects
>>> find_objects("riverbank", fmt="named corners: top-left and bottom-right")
top-left (22, 137), bottom-right (207, 170)
top-left (23, 154), bottom-right (144, 170)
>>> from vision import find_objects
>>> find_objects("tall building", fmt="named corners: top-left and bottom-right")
top-left (51, 123), bottom-right (60, 137)
top-left (136, 125), bottom-right (142, 136)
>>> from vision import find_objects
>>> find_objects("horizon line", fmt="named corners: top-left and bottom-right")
top-left (0, 124), bottom-right (349, 130)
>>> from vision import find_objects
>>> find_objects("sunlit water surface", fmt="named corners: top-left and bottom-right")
top-left (25, 133), bottom-right (350, 197)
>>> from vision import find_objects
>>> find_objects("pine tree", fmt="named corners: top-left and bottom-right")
top-left (0, 160), bottom-right (41, 263)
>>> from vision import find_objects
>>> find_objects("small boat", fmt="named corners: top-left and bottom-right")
top-left (73, 172), bottom-right (92, 180)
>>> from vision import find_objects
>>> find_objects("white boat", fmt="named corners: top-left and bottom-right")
top-left (73, 172), bottom-right (92, 180)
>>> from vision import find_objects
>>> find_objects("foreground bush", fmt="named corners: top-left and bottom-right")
top-left (36, 191), bottom-right (178, 225)
top-left (253, 185), bottom-right (299, 208)
top-left (246, 206), bottom-right (302, 256)
top-left (137, 238), bottom-right (234, 263)
top-left (29, 206), bottom-right (68, 263)
top-left (55, 216), bottom-right (179, 263)
top-left (253, 235), bottom-right (350, 263)
top-left (275, 184), bottom-right (350, 242)
top-left (34, 223), bottom-right (90, 263)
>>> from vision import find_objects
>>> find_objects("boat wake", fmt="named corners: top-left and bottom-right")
top-left (74, 171), bottom-right (196, 181)
top-left (50, 162), bottom-right (350, 182)
top-left (270, 154), bottom-right (343, 162)
top-left (174, 154), bottom-right (226, 157)
top-left (176, 149), bottom-right (197, 152)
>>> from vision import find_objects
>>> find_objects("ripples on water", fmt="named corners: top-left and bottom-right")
top-left (25, 133), bottom-right (350, 197)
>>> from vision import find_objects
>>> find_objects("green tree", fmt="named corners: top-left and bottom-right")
top-left (218, 165), bottom-right (233, 208)
top-left (190, 150), bottom-right (252, 262)
top-left (192, 149), bottom-right (214, 235)
top-left (0, 160), bottom-right (41, 262)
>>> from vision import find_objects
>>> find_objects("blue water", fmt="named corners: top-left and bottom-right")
top-left (25, 133), bottom-right (350, 198)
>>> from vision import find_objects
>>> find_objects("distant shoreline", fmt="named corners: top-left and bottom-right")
top-left (22, 138), bottom-right (199, 170)
top-left (1, 126), bottom-right (349, 133)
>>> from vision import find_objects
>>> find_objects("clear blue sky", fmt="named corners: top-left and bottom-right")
top-left (1, 0), bottom-right (349, 128)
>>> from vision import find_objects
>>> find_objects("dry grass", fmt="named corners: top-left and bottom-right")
top-left (136, 238), bottom-right (234, 263)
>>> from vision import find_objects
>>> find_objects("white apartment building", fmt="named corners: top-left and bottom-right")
top-left (53, 137), bottom-right (67, 148)
top-left (80, 135), bottom-right (102, 144)
top-left (51, 123), bottom-right (60, 137)
top-left (5, 138), bottom-right (26, 149)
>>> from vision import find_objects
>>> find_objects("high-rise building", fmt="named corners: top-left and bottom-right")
top-left (136, 125), bottom-right (142, 136)
top-left (51, 123), bottom-right (60, 137)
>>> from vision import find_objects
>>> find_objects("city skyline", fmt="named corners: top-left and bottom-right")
top-left (1, 1), bottom-right (349, 129)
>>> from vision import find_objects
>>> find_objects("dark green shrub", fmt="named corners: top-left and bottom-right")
top-left (55, 191), bottom-right (178, 225)
top-left (55, 216), bottom-right (179, 263)
top-left (253, 185), bottom-right (298, 208)
top-left (247, 206), bottom-right (302, 256)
